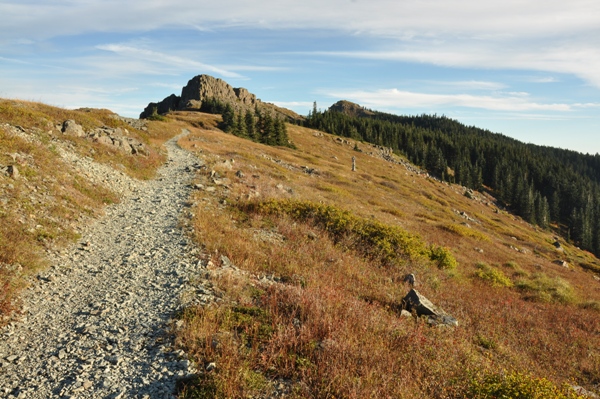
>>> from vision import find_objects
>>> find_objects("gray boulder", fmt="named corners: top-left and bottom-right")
top-left (402, 289), bottom-right (458, 327)
top-left (62, 120), bottom-right (86, 137)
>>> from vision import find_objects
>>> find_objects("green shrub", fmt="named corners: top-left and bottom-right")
top-left (441, 223), bottom-right (490, 242)
top-left (515, 272), bottom-right (575, 304)
top-left (241, 200), bottom-right (457, 268)
top-left (466, 370), bottom-right (586, 399)
top-left (474, 262), bottom-right (513, 287)
top-left (429, 245), bottom-right (458, 270)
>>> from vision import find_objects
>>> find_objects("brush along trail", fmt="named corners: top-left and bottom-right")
top-left (0, 131), bottom-right (210, 399)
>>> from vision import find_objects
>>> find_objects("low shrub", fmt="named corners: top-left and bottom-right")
top-left (441, 223), bottom-right (490, 242)
top-left (515, 272), bottom-right (575, 304)
top-left (465, 370), bottom-right (586, 399)
top-left (474, 262), bottom-right (513, 287)
top-left (430, 245), bottom-right (458, 270)
top-left (242, 199), bottom-right (457, 269)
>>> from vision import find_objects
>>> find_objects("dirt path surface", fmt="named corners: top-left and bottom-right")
top-left (0, 131), bottom-right (206, 399)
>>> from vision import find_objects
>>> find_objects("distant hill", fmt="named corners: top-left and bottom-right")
top-left (306, 100), bottom-right (600, 257)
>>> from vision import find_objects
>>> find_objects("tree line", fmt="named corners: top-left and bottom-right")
top-left (305, 102), bottom-right (600, 256)
top-left (201, 98), bottom-right (293, 148)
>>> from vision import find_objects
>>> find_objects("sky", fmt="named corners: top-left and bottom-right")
top-left (1, 0), bottom-right (600, 155)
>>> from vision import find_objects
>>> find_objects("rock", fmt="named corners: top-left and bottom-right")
top-left (140, 74), bottom-right (302, 122)
top-left (401, 289), bottom-right (458, 327)
top-left (6, 165), bottom-right (19, 179)
top-left (62, 120), bottom-right (86, 137)
top-left (553, 259), bottom-right (569, 268)
top-left (235, 170), bottom-right (245, 178)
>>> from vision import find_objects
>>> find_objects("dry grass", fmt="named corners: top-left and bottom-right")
top-left (171, 111), bottom-right (600, 398)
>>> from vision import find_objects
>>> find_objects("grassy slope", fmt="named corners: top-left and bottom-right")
top-left (1, 101), bottom-right (598, 397)
top-left (170, 111), bottom-right (599, 398)
top-left (0, 99), bottom-right (180, 322)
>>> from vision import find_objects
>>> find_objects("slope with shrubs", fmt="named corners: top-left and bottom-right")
top-left (169, 110), bottom-right (599, 398)
top-left (0, 99), bottom-right (179, 323)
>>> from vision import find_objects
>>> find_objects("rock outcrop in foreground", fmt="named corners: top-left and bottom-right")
top-left (140, 74), bottom-right (302, 122)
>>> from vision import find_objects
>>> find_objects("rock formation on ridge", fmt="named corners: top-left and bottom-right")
top-left (140, 74), bottom-right (302, 122)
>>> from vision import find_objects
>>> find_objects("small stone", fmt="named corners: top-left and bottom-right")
top-left (6, 165), bottom-right (19, 179)
top-left (206, 362), bottom-right (216, 372)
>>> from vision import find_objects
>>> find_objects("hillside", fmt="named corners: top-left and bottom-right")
top-left (0, 95), bottom-right (599, 398)
top-left (307, 101), bottom-right (600, 260)
top-left (166, 110), bottom-right (599, 398)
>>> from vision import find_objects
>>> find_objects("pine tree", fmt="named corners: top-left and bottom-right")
top-left (221, 103), bottom-right (235, 132)
top-left (245, 110), bottom-right (256, 141)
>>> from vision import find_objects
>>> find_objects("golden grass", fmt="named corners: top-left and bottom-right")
top-left (172, 111), bottom-right (600, 398)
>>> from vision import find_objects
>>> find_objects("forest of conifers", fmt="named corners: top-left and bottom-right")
top-left (304, 102), bottom-right (600, 257)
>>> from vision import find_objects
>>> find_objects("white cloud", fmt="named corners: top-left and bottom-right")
top-left (323, 88), bottom-right (577, 112)
top-left (96, 44), bottom-right (242, 79)
top-left (2, 0), bottom-right (599, 89)
top-left (426, 80), bottom-right (507, 91)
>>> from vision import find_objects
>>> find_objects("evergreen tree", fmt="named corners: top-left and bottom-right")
top-left (245, 110), bottom-right (256, 140)
top-left (221, 103), bottom-right (235, 132)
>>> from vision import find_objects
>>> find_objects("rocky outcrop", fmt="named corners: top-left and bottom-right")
top-left (402, 289), bottom-right (458, 327)
top-left (329, 100), bottom-right (376, 118)
top-left (180, 75), bottom-right (258, 110)
top-left (61, 121), bottom-right (148, 156)
top-left (140, 74), bottom-right (302, 122)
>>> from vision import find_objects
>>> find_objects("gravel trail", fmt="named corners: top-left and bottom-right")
top-left (0, 131), bottom-right (206, 399)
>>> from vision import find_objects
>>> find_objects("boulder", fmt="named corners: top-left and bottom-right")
top-left (402, 289), bottom-right (458, 327)
top-left (62, 120), bottom-right (86, 137)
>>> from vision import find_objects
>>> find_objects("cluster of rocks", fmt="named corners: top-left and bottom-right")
top-left (109, 115), bottom-right (148, 131)
top-left (0, 131), bottom-right (213, 398)
top-left (140, 74), bottom-right (302, 122)
top-left (454, 209), bottom-right (479, 224)
top-left (61, 120), bottom-right (148, 156)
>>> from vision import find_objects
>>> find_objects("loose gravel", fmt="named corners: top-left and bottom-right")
top-left (0, 130), bottom-right (209, 399)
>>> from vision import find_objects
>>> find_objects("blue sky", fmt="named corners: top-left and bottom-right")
top-left (1, 1), bottom-right (600, 154)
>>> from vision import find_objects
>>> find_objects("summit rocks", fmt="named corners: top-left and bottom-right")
top-left (140, 74), bottom-right (302, 122)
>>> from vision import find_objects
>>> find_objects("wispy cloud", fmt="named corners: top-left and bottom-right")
top-left (2, 0), bottom-right (599, 89)
top-left (323, 88), bottom-right (578, 112)
top-left (96, 44), bottom-right (243, 79)
top-left (424, 80), bottom-right (508, 91)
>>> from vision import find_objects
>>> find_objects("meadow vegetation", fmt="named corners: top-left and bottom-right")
top-left (2, 101), bottom-right (599, 396)
top-left (172, 112), bottom-right (599, 398)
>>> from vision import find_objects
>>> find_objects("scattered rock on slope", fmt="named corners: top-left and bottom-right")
top-left (61, 120), bottom-right (148, 155)
top-left (402, 289), bottom-right (458, 327)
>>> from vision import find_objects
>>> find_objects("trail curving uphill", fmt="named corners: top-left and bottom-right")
top-left (0, 131), bottom-right (204, 399)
